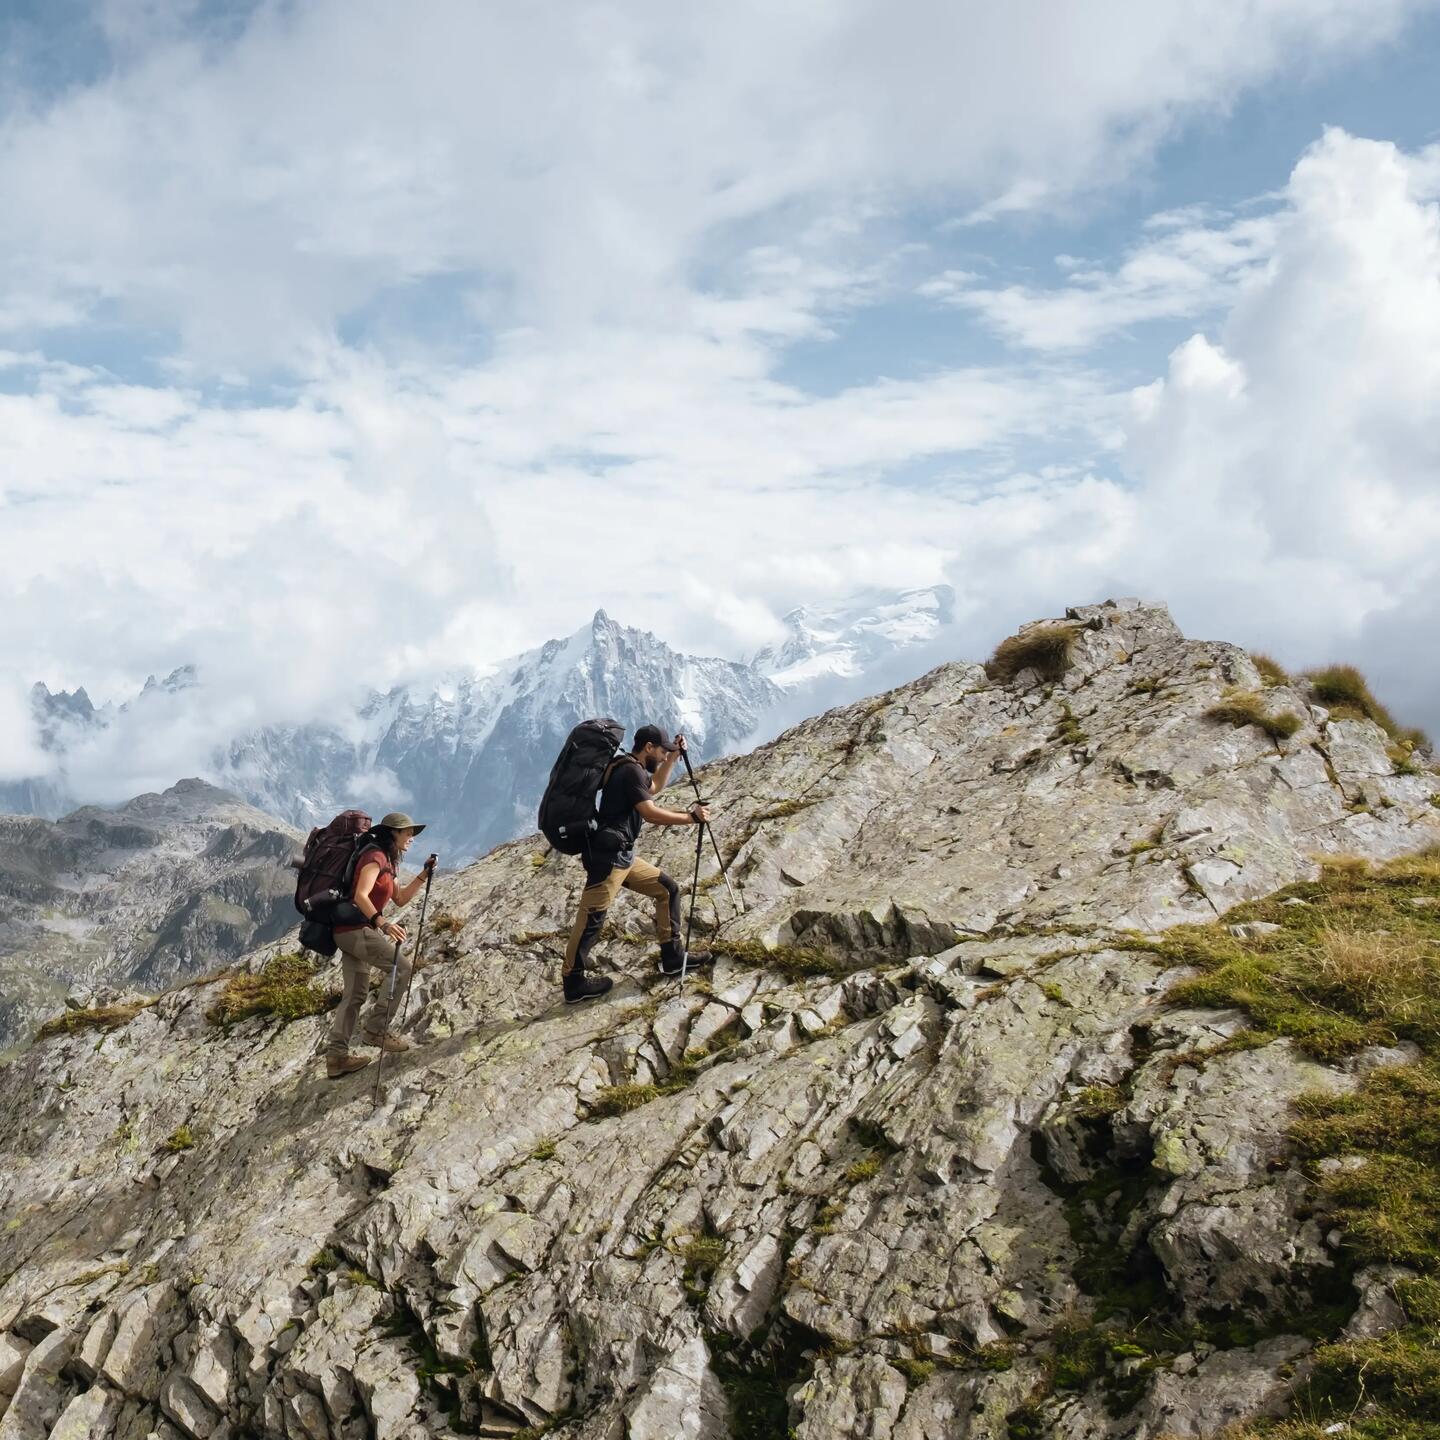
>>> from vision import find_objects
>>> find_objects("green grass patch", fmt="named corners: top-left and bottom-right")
top-left (1388, 741), bottom-right (1427, 776)
top-left (844, 1153), bottom-right (882, 1184)
top-left (1128, 676), bottom-right (1168, 696)
top-left (1050, 701), bottom-right (1089, 747)
top-left (163, 1124), bottom-right (196, 1153)
top-left (1072, 1085), bottom-right (1125, 1120)
top-left (531, 1136), bottom-right (558, 1161)
top-left (987, 624), bottom-right (1082, 685)
top-left (707, 937), bottom-right (845, 978)
top-left (205, 952), bottom-right (335, 1027)
top-left (1149, 855), bottom-right (1440, 1061)
top-left (680, 1234), bottom-right (727, 1299)
top-left (707, 1321), bottom-right (825, 1440)
top-left (1204, 690), bottom-right (1304, 743)
top-left (588, 1059), bottom-right (701, 1118)
top-left (1136, 850), bottom-right (1440, 1438)
top-left (893, 1356), bottom-right (935, 1385)
top-left (1307, 663), bottom-right (1428, 749)
top-left (754, 796), bottom-right (821, 822)
top-left (35, 999), bottom-right (150, 1042)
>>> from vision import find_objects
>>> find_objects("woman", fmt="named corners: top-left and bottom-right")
top-left (324, 811), bottom-right (437, 1079)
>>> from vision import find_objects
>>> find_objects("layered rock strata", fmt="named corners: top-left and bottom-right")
top-left (0, 599), bottom-right (1434, 1439)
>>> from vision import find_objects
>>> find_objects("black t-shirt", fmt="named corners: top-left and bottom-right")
top-left (593, 755), bottom-right (652, 868)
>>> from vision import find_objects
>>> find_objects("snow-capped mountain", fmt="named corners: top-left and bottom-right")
top-left (754, 584), bottom-right (955, 687)
top-left (213, 609), bottom-right (779, 860)
top-left (8, 589), bottom-right (952, 862)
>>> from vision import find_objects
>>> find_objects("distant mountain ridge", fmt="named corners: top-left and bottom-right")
top-left (0, 779), bottom-right (301, 1050)
top-left (8, 588), bottom-right (953, 861)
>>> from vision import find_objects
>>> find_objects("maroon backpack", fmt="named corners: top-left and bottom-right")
top-left (293, 809), bottom-right (373, 917)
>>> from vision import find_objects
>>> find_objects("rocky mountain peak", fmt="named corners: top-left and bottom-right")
top-left (1, 598), bottom-right (1436, 1439)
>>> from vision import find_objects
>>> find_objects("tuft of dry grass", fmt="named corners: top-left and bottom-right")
top-left (1307, 663), bottom-right (1428, 749)
top-left (35, 999), bottom-right (151, 1042)
top-left (1250, 652), bottom-right (1290, 687)
top-left (1204, 690), bottom-right (1303, 743)
top-left (986, 624), bottom-right (1081, 685)
top-left (1307, 924), bottom-right (1438, 1032)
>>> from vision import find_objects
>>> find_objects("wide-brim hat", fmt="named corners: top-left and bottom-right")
top-left (377, 812), bottom-right (426, 834)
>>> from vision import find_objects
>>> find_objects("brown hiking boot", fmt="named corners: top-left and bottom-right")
top-left (361, 1030), bottom-right (411, 1053)
top-left (325, 1053), bottom-right (372, 1079)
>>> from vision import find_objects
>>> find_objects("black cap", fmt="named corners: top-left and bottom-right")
top-left (633, 724), bottom-right (680, 752)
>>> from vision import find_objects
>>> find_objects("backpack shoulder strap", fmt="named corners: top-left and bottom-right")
top-left (603, 752), bottom-right (642, 784)
top-left (348, 842), bottom-right (394, 885)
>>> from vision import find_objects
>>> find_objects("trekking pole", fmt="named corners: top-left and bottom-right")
top-left (394, 863), bottom-right (435, 1034)
top-left (679, 749), bottom-right (741, 912)
top-left (680, 814), bottom-right (704, 994)
top-left (371, 858), bottom-right (435, 1106)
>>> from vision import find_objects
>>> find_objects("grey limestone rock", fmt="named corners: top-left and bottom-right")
top-left (0, 600), bottom-right (1436, 1439)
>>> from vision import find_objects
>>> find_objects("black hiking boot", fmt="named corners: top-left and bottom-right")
top-left (658, 940), bottom-right (713, 977)
top-left (564, 970), bottom-right (614, 1005)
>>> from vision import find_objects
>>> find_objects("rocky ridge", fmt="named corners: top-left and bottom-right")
top-left (0, 598), bottom-right (1436, 1440)
top-left (0, 780), bottom-right (302, 1051)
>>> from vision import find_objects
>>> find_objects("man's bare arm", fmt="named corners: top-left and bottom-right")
top-left (637, 798), bottom-right (708, 827)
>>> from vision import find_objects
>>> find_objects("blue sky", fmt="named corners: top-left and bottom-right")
top-left (1, 0), bottom-right (1439, 795)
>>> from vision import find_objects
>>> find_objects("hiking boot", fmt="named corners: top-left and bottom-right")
top-left (325, 1053), bottom-right (372, 1079)
top-left (361, 1030), bottom-right (411, 1053)
top-left (563, 971), bottom-right (614, 1005)
top-left (658, 941), bottom-right (713, 977)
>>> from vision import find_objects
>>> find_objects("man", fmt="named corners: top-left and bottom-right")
top-left (562, 725), bottom-right (711, 1003)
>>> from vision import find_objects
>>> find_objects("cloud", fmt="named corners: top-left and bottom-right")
top-left (2, 1), bottom-right (1440, 801)
top-left (923, 209), bottom-right (1279, 350)
top-left (1115, 131), bottom-right (1440, 660)
top-left (0, 685), bottom-right (48, 782)
top-left (806, 127), bottom-right (1440, 737)
top-left (0, 0), bottom-right (1426, 365)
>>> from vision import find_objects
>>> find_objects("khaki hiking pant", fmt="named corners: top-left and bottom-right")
top-left (564, 857), bottom-right (680, 974)
top-left (326, 925), bottom-right (411, 1058)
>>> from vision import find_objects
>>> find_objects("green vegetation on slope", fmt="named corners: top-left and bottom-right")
top-left (35, 999), bottom-right (151, 1042)
top-left (1144, 852), bottom-right (1440, 1439)
top-left (205, 951), bottom-right (335, 1027)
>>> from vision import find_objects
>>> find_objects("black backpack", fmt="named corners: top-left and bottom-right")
top-left (292, 810), bottom-right (375, 954)
top-left (538, 719), bottom-right (625, 854)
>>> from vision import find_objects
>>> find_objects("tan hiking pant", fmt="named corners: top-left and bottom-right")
top-left (326, 925), bottom-right (411, 1057)
top-left (563, 858), bottom-right (679, 974)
